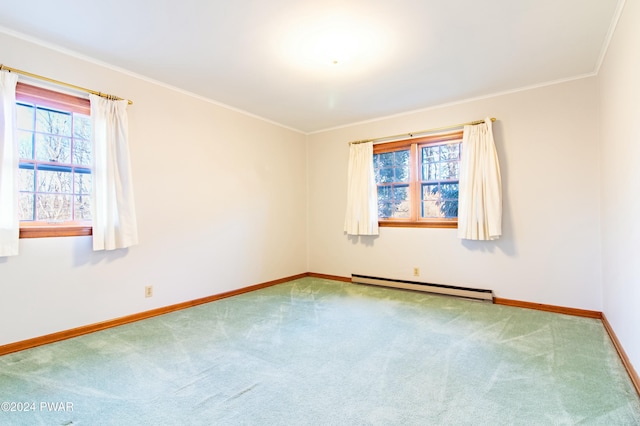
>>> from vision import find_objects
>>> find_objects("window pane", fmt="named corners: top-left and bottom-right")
top-left (440, 161), bottom-right (459, 180)
top-left (423, 162), bottom-right (439, 181)
top-left (395, 149), bottom-right (410, 167)
top-left (391, 184), bottom-right (410, 218)
top-left (422, 183), bottom-right (442, 219)
top-left (440, 199), bottom-right (458, 218)
top-left (420, 182), bottom-right (459, 219)
top-left (392, 203), bottom-right (410, 218)
top-left (377, 186), bottom-right (393, 219)
top-left (17, 104), bottom-right (34, 130)
top-left (36, 194), bottom-right (72, 221)
top-left (73, 114), bottom-right (91, 139)
top-left (18, 131), bottom-right (34, 159)
top-left (374, 149), bottom-right (410, 187)
top-left (440, 144), bottom-right (460, 160)
top-left (422, 146), bottom-right (439, 163)
top-left (35, 135), bottom-right (71, 163)
top-left (377, 183), bottom-right (410, 219)
top-left (74, 172), bottom-right (92, 194)
top-left (37, 169), bottom-right (72, 194)
top-left (73, 139), bottom-right (92, 166)
top-left (393, 185), bottom-right (408, 200)
top-left (379, 168), bottom-right (395, 183)
top-left (422, 184), bottom-right (439, 201)
top-left (19, 168), bottom-right (35, 192)
top-left (36, 108), bottom-right (72, 136)
top-left (74, 195), bottom-right (91, 220)
top-left (393, 199), bottom-right (411, 219)
top-left (395, 165), bottom-right (410, 182)
top-left (396, 149), bottom-right (410, 182)
top-left (377, 185), bottom-right (392, 199)
top-left (19, 193), bottom-right (34, 221)
top-left (378, 201), bottom-right (393, 219)
top-left (441, 183), bottom-right (459, 196)
top-left (422, 200), bottom-right (441, 218)
top-left (377, 152), bottom-right (394, 167)
top-left (440, 183), bottom-right (459, 218)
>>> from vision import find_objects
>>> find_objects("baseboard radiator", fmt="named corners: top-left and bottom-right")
top-left (351, 274), bottom-right (494, 302)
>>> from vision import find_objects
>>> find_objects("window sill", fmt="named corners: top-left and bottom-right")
top-left (379, 220), bottom-right (457, 229)
top-left (19, 223), bottom-right (93, 239)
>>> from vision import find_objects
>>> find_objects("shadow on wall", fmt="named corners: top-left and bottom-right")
top-left (461, 237), bottom-right (516, 256)
top-left (347, 234), bottom-right (378, 247)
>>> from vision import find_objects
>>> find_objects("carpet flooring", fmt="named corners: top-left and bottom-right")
top-left (1, 277), bottom-right (639, 425)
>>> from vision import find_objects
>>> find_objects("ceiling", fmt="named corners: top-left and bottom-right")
top-left (0, 0), bottom-right (622, 133)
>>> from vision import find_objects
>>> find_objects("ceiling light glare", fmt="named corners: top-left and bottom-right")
top-left (308, 25), bottom-right (359, 66)
top-left (277, 14), bottom-right (387, 75)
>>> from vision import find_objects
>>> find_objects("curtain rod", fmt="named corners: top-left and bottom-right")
top-left (0, 64), bottom-right (133, 105)
top-left (348, 117), bottom-right (496, 145)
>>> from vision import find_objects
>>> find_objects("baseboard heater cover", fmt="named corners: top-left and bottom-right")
top-left (351, 274), bottom-right (494, 302)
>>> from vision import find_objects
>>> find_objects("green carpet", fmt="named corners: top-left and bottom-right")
top-left (1, 277), bottom-right (639, 425)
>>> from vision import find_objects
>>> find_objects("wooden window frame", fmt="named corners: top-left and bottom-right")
top-left (16, 83), bottom-right (92, 239)
top-left (374, 131), bottom-right (463, 229)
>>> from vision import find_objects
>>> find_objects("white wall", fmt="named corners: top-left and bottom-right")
top-left (308, 77), bottom-right (602, 310)
top-left (598, 0), bottom-right (640, 375)
top-left (0, 32), bottom-right (308, 346)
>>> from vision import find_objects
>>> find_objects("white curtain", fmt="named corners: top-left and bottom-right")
top-left (90, 95), bottom-right (138, 251)
top-left (0, 72), bottom-right (19, 256)
top-left (457, 117), bottom-right (502, 240)
top-left (344, 141), bottom-right (379, 235)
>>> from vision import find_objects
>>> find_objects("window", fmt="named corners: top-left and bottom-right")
top-left (373, 131), bottom-right (462, 228)
top-left (15, 83), bottom-right (93, 238)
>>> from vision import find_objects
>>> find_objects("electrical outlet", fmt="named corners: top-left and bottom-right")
top-left (145, 286), bottom-right (153, 298)
top-left (413, 267), bottom-right (420, 277)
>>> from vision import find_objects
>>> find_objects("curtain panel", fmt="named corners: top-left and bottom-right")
top-left (344, 141), bottom-right (379, 236)
top-left (0, 71), bottom-right (19, 256)
top-left (457, 117), bottom-right (502, 240)
top-left (90, 95), bottom-right (138, 251)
